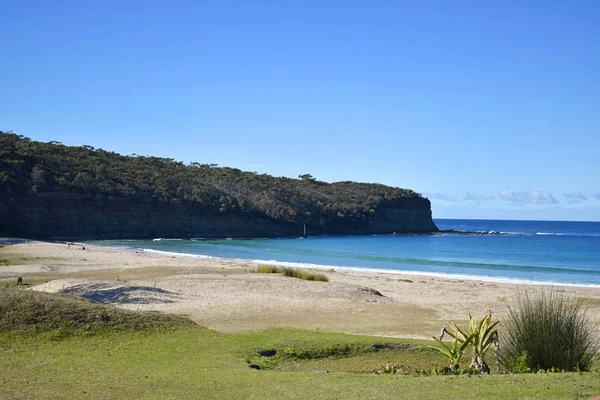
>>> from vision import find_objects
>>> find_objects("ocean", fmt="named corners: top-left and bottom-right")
top-left (96, 219), bottom-right (600, 287)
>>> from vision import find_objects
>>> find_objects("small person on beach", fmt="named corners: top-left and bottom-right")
top-left (66, 242), bottom-right (70, 249)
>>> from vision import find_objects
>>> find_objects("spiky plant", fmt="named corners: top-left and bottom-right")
top-left (445, 312), bottom-right (499, 373)
top-left (429, 332), bottom-right (474, 370)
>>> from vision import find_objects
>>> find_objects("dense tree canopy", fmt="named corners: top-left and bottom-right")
top-left (0, 131), bottom-right (430, 231)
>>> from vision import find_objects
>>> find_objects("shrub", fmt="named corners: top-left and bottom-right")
top-left (499, 288), bottom-right (598, 372)
top-left (0, 258), bottom-right (9, 266)
top-left (429, 332), bottom-right (473, 370)
top-left (437, 312), bottom-right (498, 373)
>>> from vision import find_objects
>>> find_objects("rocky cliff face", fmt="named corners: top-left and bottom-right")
top-left (1, 192), bottom-right (437, 240)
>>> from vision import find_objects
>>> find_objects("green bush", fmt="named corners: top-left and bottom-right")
top-left (499, 288), bottom-right (598, 372)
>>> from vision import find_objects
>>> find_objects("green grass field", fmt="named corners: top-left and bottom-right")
top-left (1, 288), bottom-right (599, 399)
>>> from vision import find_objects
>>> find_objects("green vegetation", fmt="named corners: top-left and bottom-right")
top-left (0, 245), bottom-right (66, 266)
top-left (281, 268), bottom-right (329, 282)
top-left (1, 289), bottom-right (599, 399)
top-left (499, 288), bottom-right (598, 373)
top-left (430, 332), bottom-right (473, 370)
top-left (0, 131), bottom-right (434, 237)
top-left (443, 312), bottom-right (499, 373)
top-left (255, 265), bottom-right (282, 274)
top-left (255, 265), bottom-right (329, 282)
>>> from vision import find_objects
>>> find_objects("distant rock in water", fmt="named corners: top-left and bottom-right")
top-left (0, 132), bottom-right (438, 239)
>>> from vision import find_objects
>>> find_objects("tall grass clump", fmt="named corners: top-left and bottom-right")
top-left (255, 266), bottom-right (328, 282)
top-left (281, 268), bottom-right (328, 282)
top-left (255, 265), bottom-right (282, 274)
top-left (500, 288), bottom-right (598, 372)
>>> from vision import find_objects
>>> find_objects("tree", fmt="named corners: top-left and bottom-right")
top-left (298, 174), bottom-right (316, 182)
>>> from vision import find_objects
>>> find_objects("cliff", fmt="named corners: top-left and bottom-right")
top-left (0, 132), bottom-right (437, 239)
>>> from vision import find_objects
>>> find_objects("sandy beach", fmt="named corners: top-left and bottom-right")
top-left (2, 241), bottom-right (600, 339)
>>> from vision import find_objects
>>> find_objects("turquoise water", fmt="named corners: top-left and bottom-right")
top-left (97, 219), bottom-right (600, 287)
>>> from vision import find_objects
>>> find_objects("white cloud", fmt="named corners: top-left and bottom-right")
top-left (424, 192), bottom-right (458, 202)
top-left (499, 189), bottom-right (559, 206)
top-left (463, 193), bottom-right (495, 203)
top-left (593, 193), bottom-right (600, 201)
top-left (563, 192), bottom-right (588, 204)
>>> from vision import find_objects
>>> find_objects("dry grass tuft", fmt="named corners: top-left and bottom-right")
top-left (255, 266), bottom-right (328, 282)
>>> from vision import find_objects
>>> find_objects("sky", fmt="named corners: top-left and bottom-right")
top-left (1, 1), bottom-right (599, 221)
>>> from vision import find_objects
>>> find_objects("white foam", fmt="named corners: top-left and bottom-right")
top-left (249, 259), bottom-right (600, 288)
top-left (141, 248), bottom-right (216, 260)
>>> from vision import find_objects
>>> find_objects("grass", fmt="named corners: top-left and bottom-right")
top-left (0, 264), bottom-right (242, 289)
top-left (500, 288), bottom-right (599, 372)
top-left (0, 245), bottom-right (66, 265)
top-left (268, 345), bottom-right (450, 374)
top-left (0, 288), bottom-right (194, 339)
top-left (1, 289), bottom-right (600, 399)
top-left (256, 265), bottom-right (329, 282)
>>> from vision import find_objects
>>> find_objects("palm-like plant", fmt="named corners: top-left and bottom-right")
top-left (430, 332), bottom-right (474, 370)
top-left (444, 312), bottom-right (499, 373)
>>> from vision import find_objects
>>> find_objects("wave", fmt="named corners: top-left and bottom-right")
top-left (349, 254), bottom-right (600, 275)
top-left (188, 240), bottom-right (598, 275)
top-left (253, 259), bottom-right (600, 288)
top-left (450, 230), bottom-right (599, 237)
top-left (133, 239), bottom-right (600, 276)
top-left (141, 248), bottom-right (217, 260)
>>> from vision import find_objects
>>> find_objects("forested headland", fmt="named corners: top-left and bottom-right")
top-left (0, 132), bottom-right (437, 239)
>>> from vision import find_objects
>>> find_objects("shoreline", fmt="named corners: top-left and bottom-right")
top-left (138, 247), bottom-right (600, 289)
top-left (97, 237), bottom-right (600, 288)
top-left (2, 240), bottom-right (600, 338)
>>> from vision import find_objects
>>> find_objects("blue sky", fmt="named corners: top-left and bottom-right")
top-left (1, 1), bottom-right (599, 221)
